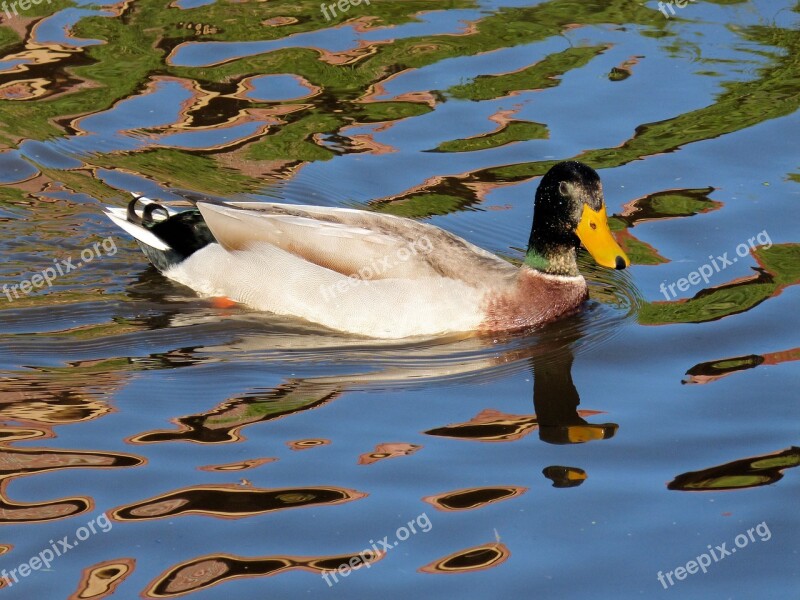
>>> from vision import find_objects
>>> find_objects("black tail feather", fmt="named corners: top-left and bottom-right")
top-left (126, 197), bottom-right (216, 271)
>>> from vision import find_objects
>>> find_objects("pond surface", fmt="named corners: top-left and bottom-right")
top-left (0, 0), bottom-right (798, 598)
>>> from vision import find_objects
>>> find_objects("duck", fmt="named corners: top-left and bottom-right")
top-left (104, 161), bottom-right (629, 339)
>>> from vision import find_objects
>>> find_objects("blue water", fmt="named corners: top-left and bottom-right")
top-left (0, 0), bottom-right (797, 598)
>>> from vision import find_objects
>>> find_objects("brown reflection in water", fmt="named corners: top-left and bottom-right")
top-left (543, 466), bottom-right (587, 488)
top-left (0, 478), bottom-right (89, 523)
top-left (0, 78), bottom-right (50, 100)
top-left (669, 447), bottom-right (800, 492)
top-left (261, 16), bottom-right (298, 27)
top-left (318, 39), bottom-right (389, 67)
top-left (419, 542), bottom-right (510, 574)
top-left (0, 448), bottom-right (143, 523)
top-left (683, 347), bottom-right (800, 385)
top-left (0, 447), bottom-right (143, 478)
top-left (68, 558), bottom-right (135, 600)
top-left (175, 21), bottom-right (219, 36)
top-left (358, 66), bottom-right (437, 106)
top-left (425, 409), bottom-right (537, 442)
top-left (111, 484), bottom-right (365, 521)
top-left (0, 42), bottom-right (88, 101)
top-left (423, 486), bottom-right (526, 512)
top-left (358, 442), bottom-right (421, 465)
top-left (144, 550), bottom-right (383, 598)
top-left (0, 383), bottom-right (112, 425)
top-left (287, 438), bottom-right (330, 451)
top-left (128, 382), bottom-right (341, 444)
top-left (0, 350), bottom-right (151, 428)
top-left (0, 426), bottom-right (51, 442)
top-left (198, 457), bottom-right (276, 472)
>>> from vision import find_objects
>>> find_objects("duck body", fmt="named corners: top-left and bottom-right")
top-left (105, 161), bottom-right (627, 339)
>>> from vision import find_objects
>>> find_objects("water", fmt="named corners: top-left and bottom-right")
top-left (0, 0), bottom-right (798, 598)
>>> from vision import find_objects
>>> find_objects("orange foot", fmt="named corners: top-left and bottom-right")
top-left (210, 296), bottom-right (238, 309)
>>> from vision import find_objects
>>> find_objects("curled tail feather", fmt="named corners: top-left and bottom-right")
top-left (104, 195), bottom-right (217, 271)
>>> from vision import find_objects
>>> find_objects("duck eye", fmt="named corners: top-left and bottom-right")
top-left (590, 222), bottom-right (596, 230)
top-left (558, 182), bottom-right (569, 196)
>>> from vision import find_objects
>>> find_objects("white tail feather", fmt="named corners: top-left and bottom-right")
top-left (104, 207), bottom-right (172, 251)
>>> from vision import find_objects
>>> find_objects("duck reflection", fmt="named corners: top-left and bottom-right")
top-left (0, 269), bottom-right (627, 589)
top-left (124, 304), bottom-right (620, 508)
top-left (542, 466), bottom-right (588, 488)
top-left (530, 346), bottom-right (617, 445)
top-left (424, 322), bottom-right (617, 448)
top-left (128, 310), bottom-right (619, 458)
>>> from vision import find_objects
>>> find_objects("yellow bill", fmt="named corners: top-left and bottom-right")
top-left (567, 425), bottom-right (608, 443)
top-left (575, 205), bottom-right (629, 269)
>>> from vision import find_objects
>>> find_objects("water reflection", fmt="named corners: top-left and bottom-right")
top-left (640, 243), bottom-right (800, 325)
top-left (111, 484), bottom-right (365, 521)
top-left (419, 541), bottom-right (510, 574)
top-left (425, 409), bottom-right (538, 443)
top-left (669, 447), bottom-right (800, 492)
top-left (68, 558), bottom-right (136, 600)
top-left (198, 457), bottom-right (276, 472)
top-left (0, 0), bottom-right (796, 597)
top-left (358, 442), bottom-right (421, 465)
top-left (128, 382), bottom-right (342, 444)
top-left (144, 551), bottom-right (383, 597)
top-left (0, 448), bottom-right (143, 523)
top-left (542, 466), bottom-right (588, 488)
top-left (424, 322), bottom-right (618, 450)
top-left (684, 347), bottom-right (800, 385)
top-left (423, 486), bottom-right (527, 512)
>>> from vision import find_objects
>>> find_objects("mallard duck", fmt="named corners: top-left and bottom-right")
top-left (105, 161), bottom-right (628, 338)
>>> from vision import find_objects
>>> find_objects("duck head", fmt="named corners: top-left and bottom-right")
top-left (526, 161), bottom-right (629, 276)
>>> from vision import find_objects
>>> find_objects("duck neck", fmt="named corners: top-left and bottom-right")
top-left (524, 238), bottom-right (580, 277)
